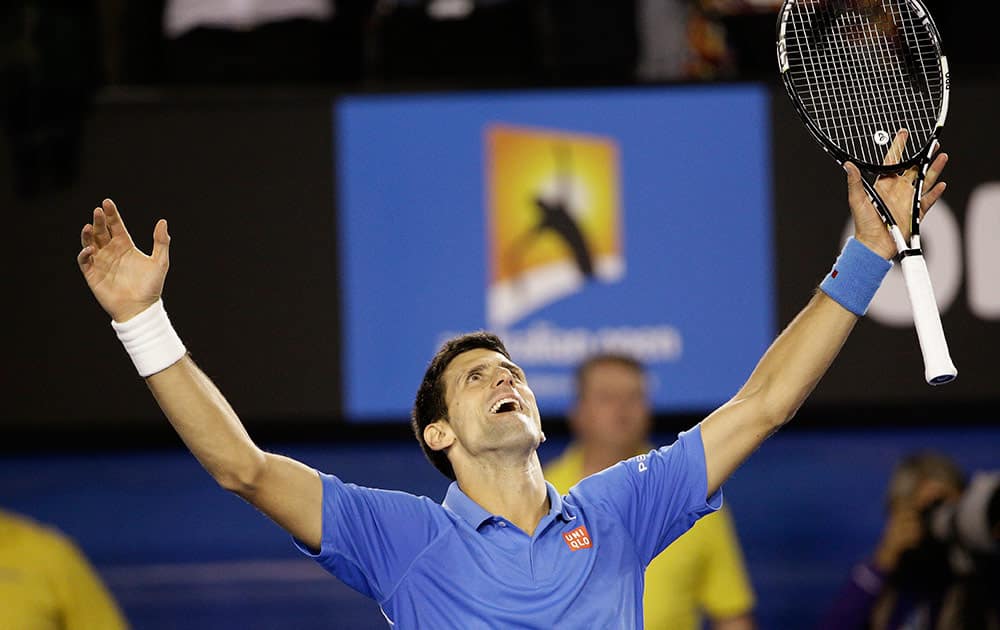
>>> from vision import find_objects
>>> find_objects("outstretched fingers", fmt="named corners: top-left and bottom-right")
top-left (919, 152), bottom-right (949, 219)
top-left (923, 151), bottom-right (948, 191)
top-left (883, 129), bottom-right (910, 168)
top-left (78, 224), bottom-right (95, 271)
top-left (85, 198), bottom-right (138, 258)
top-left (102, 198), bottom-right (134, 244)
top-left (919, 183), bottom-right (947, 218)
top-left (81, 223), bottom-right (94, 249)
top-left (79, 199), bottom-right (129, 273)
top-left (77, 245), bottom-right (95, 268)
top-left (92, 206), bottom-right (111, 247)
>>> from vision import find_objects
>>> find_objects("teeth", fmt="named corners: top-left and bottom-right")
top-left (490, 397), bottom-right (519, 414)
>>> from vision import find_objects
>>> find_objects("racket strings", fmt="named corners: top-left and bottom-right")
top-left (783, 0), bottom-right (943, 168)
top-left (815, 2), bottom-right (934, 160)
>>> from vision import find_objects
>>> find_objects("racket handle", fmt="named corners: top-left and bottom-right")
top-left (899, 254), bottom-right (958, 385)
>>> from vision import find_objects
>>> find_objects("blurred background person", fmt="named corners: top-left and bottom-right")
top-left (0, 508), bottom-right (129, 629)
top-left (635, 0), bottom-right (736, 82)
top-left (818, 451), bottom-right (1000, 630)
top-left (544, 353), bottom-right (756, 630)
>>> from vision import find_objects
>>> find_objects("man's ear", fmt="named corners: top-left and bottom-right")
top-left (424, 419), bottom-right (455, 452)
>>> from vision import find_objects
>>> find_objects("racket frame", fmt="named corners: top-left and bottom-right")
top-left (776, 0), bottom-right (957, 385)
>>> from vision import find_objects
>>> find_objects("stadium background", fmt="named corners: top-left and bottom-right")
top-left (3, 2), bottom-right (998, 628)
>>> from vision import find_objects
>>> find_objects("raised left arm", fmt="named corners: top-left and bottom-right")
top-left (700, 290), bottom-right (854, 494)
top-left (700, 131), bottom-right (949, 495)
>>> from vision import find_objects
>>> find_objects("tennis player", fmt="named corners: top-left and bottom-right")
top-left (76, 132), bottom-right (947, 627)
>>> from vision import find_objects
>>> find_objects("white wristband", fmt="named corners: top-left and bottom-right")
top-left (111, 299), bottom-right (187, 377)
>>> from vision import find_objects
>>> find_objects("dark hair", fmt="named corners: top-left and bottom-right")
top-left (573, 352), bottom-right (645, 401)
top-left (412, 331), bottom-right (512, 481)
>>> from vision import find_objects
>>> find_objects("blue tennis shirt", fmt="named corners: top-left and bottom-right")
top-left (295, 425), bottom-right (721, 628)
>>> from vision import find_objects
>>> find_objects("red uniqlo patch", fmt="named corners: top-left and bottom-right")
top-left (562, 525), bottom-right (592, 551)
top-left (832, 269), bottom-right (839, 278)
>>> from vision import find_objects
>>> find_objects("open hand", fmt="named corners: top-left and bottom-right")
top-left (845, 129), bottom-right (949, 260)
top-left (77, 199), bottom-right (170, 323)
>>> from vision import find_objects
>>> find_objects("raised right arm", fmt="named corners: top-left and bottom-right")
top-left (77, 199), bottom-right (322, 551)
top-left (146, 357), bottom-right (322, 550)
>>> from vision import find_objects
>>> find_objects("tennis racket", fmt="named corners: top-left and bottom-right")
top-left (776, 0), bottom-right (957, 385)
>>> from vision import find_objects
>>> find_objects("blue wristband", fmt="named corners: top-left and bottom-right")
top-left (819, 238), bottom-right (892, 316)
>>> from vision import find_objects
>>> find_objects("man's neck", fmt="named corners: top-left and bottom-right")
top-left (456, 454), bottom-right (550, 536)
top-left (579, 441), bottom-right (645, 478)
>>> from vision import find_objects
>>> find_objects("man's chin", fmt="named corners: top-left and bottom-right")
top-left (483, 422), bottom-right (543, 451)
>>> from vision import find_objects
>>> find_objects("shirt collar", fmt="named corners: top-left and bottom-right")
top-left (443, 480), bottom-right (575, 529)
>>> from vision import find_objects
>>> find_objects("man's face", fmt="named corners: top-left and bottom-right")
top-left (571, 361), bottom-right (651, 452)
top-left (438, 348), bottom-right (543, 460)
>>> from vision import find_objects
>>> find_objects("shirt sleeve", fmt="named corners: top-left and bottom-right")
top-left (816, 560), bottom-right (886, 630)
top-left (697, 508), bottom-right (756, 620)
top-left (569, 424), bottom-right (723, 566)
top-left (293, 473), bottom-right (445, 601)
top-left (47, 531), bottom-right (130, 630)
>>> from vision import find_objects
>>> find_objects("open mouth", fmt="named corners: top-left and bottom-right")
top-left (488, 397), bottom-right (522, 415)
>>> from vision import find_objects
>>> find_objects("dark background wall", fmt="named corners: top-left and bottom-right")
top-left (5, 93), bottom-right (344, 441)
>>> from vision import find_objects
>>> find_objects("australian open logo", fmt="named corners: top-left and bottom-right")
top-left (485, 124), bottom-right (625, 329)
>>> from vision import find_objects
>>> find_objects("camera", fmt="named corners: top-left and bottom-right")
top-left (925, 471), bottom-right (1000, 576)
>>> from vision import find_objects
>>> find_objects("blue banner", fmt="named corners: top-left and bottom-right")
top-left (338, 85), bottom-right (774, 420)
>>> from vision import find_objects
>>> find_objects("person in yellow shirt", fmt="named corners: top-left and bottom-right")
top-left (545, 353), bottom-right (756, 630)
top-left (0, 509), bottom-right (129, 630)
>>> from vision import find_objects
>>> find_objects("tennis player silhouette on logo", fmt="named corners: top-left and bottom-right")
top-left (506, 143), bottom-right (595, 283)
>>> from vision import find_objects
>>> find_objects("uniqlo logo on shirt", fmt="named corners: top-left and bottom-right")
top-left (562, 525), bottom-right (592, 551)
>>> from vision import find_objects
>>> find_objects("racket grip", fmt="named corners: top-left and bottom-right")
top-left (899, 254), bottom-right (958, 385)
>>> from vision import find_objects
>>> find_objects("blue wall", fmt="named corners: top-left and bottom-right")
top-left (2, 426), bottom-right (996, 629)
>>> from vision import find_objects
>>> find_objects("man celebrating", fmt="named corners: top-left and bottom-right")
top-left (76, 131), bottom-right (947, 627)
top-left (545, 353), bottom-right (755, 629)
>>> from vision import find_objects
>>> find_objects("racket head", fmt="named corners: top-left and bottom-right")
top-left (776, 0), bottom-right (949, 173)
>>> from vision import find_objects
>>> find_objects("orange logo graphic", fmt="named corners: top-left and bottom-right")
top-left (562, 525), bottom-right (593, 551)
top-left (485, 124), bottom-right (624, 328)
